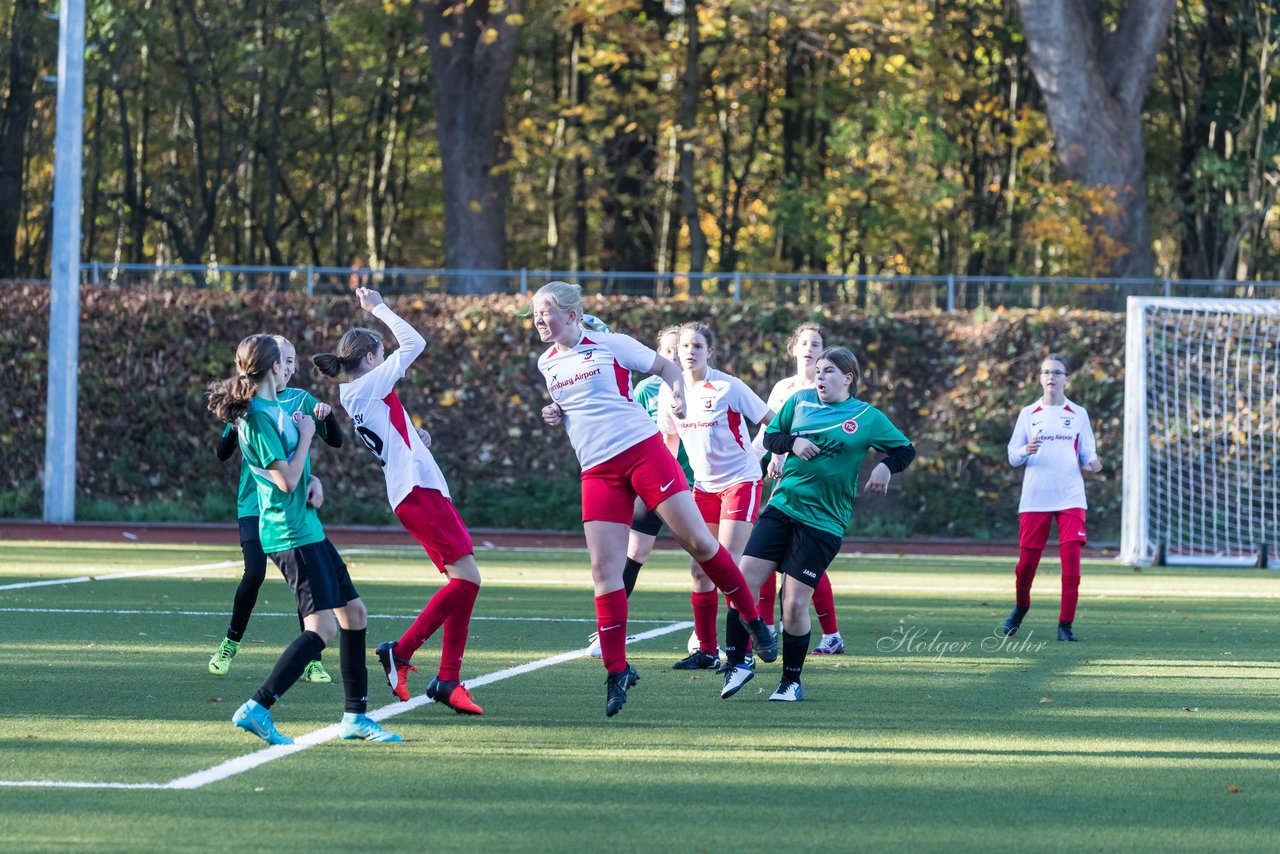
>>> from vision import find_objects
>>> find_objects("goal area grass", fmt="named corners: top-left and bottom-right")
top-left (1, 540), bottom-right (1277, 852)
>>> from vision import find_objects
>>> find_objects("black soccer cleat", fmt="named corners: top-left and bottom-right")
top-left (1057, 622), bottom-right (1078, 642)
top-left (672, 650), bottom-right (720, 670)
top-left (605, 663), bottom-right (639, 717)
top-left (743, 615), bottom-right (778, 663)
top-left (1000, 606), bottom-right (1029, 637)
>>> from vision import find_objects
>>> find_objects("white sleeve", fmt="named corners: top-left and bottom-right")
top-left (765, 380), bottom-right (789, 414)
top-left (347, 304), bottom-right (427, 401)
top-left (728, 377), bottom-right (771, 424)
top-left (1007, 408), bottom-right (1030, 467)
top-left (1078, 409), bottom-right (1099, 464)
top-left (656, 385), bottom-right (678, 435)
top-left (604, 332), bottom-right (659, 373)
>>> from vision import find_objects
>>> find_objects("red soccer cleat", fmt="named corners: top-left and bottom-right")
top-left (375, 641), bottom-right (418, 702)
top-left (426, 678), bottom-right (484, 715)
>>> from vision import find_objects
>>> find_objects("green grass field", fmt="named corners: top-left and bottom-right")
top-left (1, 540), bottom-right (1278, 852)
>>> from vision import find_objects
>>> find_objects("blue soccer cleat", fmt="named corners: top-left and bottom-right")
top-left (339, 713), bottom-right (403, 742)
top-left (233, 700), bottom-right (293, 745)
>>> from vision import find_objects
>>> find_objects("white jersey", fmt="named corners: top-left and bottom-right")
top-left (538, 329), bottom-right (660, 471)
top-left (338, 303), bottom-right (450, 508)
top-left (658, 369), bottom-right (770, 492)
top-left (1007, 397), bottom-right (1099, 513)
top-left (752, 375), bottom-right (813, 455)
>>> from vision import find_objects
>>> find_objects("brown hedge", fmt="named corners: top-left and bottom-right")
top-left (0, 285), bottom-right (1125, 538)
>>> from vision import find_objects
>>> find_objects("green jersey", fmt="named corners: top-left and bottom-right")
top-left (765, 389), bottom-right (910, 536)
top-left (236, 396), bottom-right (325, 553)
top-left (225, 388), bottom-right (325, 519)
top-left (634, 375), bottom-right (695, 487)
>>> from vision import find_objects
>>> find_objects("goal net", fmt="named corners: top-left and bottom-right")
top-left (1121, 297), bottom-right (1280, 567)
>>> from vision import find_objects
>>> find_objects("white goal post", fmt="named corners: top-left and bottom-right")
top-left (1122, 297), bottom-right (1280, 567)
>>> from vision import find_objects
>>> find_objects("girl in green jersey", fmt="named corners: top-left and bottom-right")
top-left (724, 347), bottom-right (916, 702)
top-left (208, 335), bottom-right (342, 682)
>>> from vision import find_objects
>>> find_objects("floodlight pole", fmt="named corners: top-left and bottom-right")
top-left (43, 0), bottom-right (85, 523)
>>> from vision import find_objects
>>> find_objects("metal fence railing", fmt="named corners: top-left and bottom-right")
top-left (71, 262), bottom-right (1280, 313)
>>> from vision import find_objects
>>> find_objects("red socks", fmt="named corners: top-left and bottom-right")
top-left (394, 578), bottom-right (480, 681)
top-left (1059, 540), bottom-right (1082, 623)
top-left (691, 590), bottom-right (719, 653)
top-left (1014, 547), bottom-right (1042, 609)
top-left (595, 588), bottom-right (629, 673)
top-left (698, 545), bottom-right (760, 621)
top-left (812, 573), bottom-right (839, 634)
top-left (757, 573), bottom-right (777, 629)
top-left (1015, 543), bottom-right (1082, 623)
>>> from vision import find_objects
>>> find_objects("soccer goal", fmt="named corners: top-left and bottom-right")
top-left (1121, 297), bottom-right (1280, 567)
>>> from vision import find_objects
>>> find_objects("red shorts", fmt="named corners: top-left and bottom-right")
top-left (1019, 508), bottom-right (1088, 549)
top-left (694, 480), bottom-right (763, 525)
top-left (581, 433), bottom-right (689, 524)
top-left (394, 486), bottom-right (474, 572)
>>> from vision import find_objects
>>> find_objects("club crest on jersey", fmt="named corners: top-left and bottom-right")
top-left (582, 349), bottom-right (595, 361)
top-left (1062, 418), bottom-right (1072, 427)
top-left (703, 397), bottom-right (714, 410)
top-left (842, 419), bottom-right (859, 434)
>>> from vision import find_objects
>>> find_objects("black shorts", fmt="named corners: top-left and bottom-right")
top-left (630, 499), bottom-right (664, 537)
top-left (268, 539), bottom-right (359, 617)
top-left (743, 506), bottom-right (843, 589)
top-left (238, 515), bottom-right (260, 546)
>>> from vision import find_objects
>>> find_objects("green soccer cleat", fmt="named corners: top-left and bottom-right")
top-left (208, 638), bottom-right (241, 676)
top-left (301, 660), bottom-right (332, 684)
top-left (339, 713), bottom-right (403, 743)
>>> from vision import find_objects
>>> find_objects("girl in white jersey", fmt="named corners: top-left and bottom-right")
top-left (658, 322), bottom-right (773, 670)
top-left (999, 354), bottom-right (1102, 642)
top-left (754, 322), bottom-right (846, 656)
top-left (534, 281), bottom-right (777, 717)
top-left (313, 287), bottom-right (484, 715)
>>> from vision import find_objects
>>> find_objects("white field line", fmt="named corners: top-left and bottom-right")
top-left (0, 621), bottom-right (693, 792)
top-left (0, 561), bottom-right (241, 591)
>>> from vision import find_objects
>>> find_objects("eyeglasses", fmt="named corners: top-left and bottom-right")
top-left (1040, 370), bottom-right (1067, 377)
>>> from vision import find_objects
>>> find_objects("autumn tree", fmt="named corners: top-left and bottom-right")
top-left (0, 0), bottom-right (52, 279)
top-left (1015, 0), bottom-right (1176, 279)
top-left (421, 0), bottom-right (524, 293)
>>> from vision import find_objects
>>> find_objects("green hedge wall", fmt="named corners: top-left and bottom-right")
top-left (0, 286), bottom-right (1125, 539)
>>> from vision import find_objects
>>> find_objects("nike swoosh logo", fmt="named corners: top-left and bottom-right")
top-left (660, 479), bottom-right (676, 491)
top-left (601, 624), bottom-right (622, 632)
top-left (726, 509), bottom-right (744, 515)
top-left (1077, 531), bottom-right (1086, 536)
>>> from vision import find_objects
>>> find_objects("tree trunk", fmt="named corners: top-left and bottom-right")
top-left (1016, 0), bottom-right (1174, 279)
top-left (421, 0), bottom-right (523, 294)
top-left (0, 0), bottom-right (44, 278)
top-left (678, 1), bottom-right (707, 286)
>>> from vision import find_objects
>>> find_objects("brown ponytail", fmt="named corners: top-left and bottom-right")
top-left (207, 335), bottom-right (280, 422)
top-left (312, 327), bottom-right (383, 377)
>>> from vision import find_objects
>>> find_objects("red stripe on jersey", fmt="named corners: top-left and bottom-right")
top-left (1032, 405), bottom-right (1043, 413)
top-left (727, 407), bottom-right (745, 449)
top-left (1063, 404), bottom-right (1075, 413)
top-left (582, 336), bottom-right (597, 346)
top-left (613, 361), bottom-right (632, 401)
top-left (384, 390), bottom-right (412, 447)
